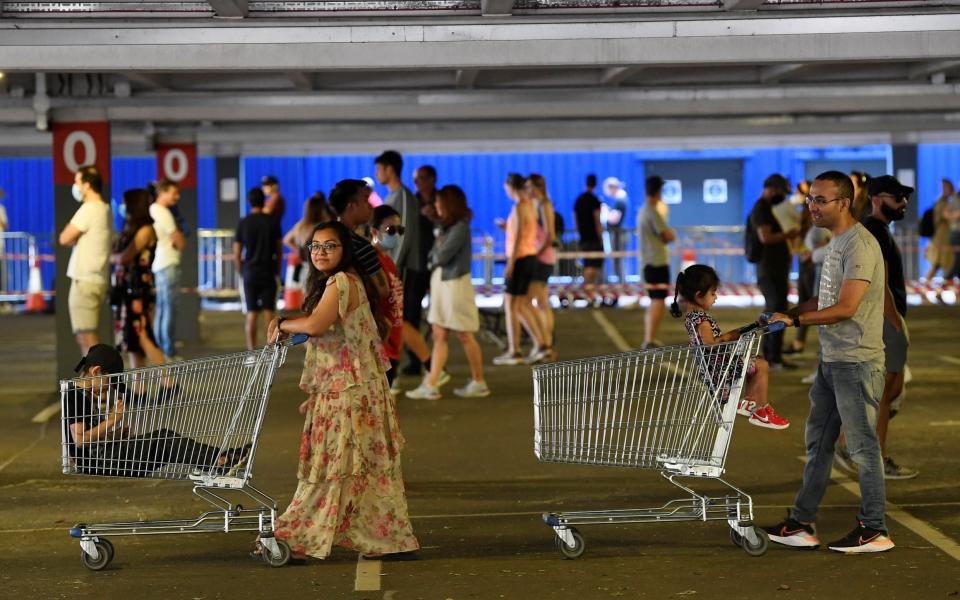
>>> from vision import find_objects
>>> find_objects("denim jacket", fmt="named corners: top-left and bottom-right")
top-left (428, 219), bottom-right (472, 281)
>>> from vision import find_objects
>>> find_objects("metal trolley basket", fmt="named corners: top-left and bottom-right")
top-left (61, 334), bottom-right (307, 570)
top-left (532, 321), bottom-right (785, 559)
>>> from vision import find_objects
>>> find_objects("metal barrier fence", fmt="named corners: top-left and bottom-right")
top-left (0, 232), bottom-right (37, 302)
top-left (198, 229), bottom-right (240, 298)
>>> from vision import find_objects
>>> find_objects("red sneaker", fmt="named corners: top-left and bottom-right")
top-left (748, 404), bottom-right (790, 430)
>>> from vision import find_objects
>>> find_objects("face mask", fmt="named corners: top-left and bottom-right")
top-left (117, 203), bottom-right (128, 220)
top-left (72, 183), bottom-right (84, 202)
top-left (379, 233), bottom-right (400, 250)
top-left (881, 202), bottom-right (906, 222)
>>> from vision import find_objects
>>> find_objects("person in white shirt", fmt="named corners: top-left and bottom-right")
top-left (150, 180), bottom-right (185, 359)
top-left (58, 166), bottom-right (114, 355)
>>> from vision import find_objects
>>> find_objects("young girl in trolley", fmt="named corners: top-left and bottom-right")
top-left (670, 264), bottom-right (790, 430)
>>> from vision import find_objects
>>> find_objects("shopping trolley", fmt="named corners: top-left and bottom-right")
top-left (533, 320), bottom-right (785, 558)
top-left (61, 334), bottom-right (308, 570)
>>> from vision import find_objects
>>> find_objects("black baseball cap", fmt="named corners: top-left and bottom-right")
top-left (74, 344), bottom-right (125, 375)
top-left (867, 175), bottom-right (914, 198)
top-left (763, 174), bottom-right (790, 194)
top-left (261, 175), bottom-right (279, 186)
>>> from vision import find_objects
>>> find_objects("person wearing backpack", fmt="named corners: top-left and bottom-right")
top-left (747, 174), bottom-right (800, 370)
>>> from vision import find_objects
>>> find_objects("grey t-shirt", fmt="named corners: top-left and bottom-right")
top-left (385, 185), bottom-right (425, 272)
top-left (817, 223), bottom-right (885, 365)
top-left (638, 202), bottom-right (669, 267)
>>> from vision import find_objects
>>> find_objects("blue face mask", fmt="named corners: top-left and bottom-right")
top-left (117, 203), bottom-right (128, 221)
top-left (379, 232), bottom-right (400, 250)
top-left (71, 183), bottom-right (84, 202)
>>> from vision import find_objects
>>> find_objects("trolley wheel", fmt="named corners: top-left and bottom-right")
top-left (740, 527), bottom-right (769, 557)
top-left (80, 540), bottom-right (114, 571)
top-left (555, 528), bottom-right (586, 560)
top-left (263, 539), bottom-right (292, 567)
top-left (729, 527), bottom-right (743, 547)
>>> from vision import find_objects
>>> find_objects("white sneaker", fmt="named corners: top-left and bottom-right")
top-left (436, 370), bottom-right (452, 387)
top-left (493, 352), bottom-right (526, 366)
top-left (405, 382), bottom-right (441, 400)
top-left (801, 371), bottom-right (817, 384)
top-left (454, 380), bottom-right (491, 398)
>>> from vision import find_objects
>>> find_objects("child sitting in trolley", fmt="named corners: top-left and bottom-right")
top-left (670, 264), bottom-right (789, 430)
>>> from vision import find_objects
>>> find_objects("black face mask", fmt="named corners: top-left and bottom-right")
top-left (881, 202), bottom-right (906, 222)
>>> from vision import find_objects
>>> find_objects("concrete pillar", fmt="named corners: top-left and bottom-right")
top-left (892, 143), bottom-right (919, 279)
top-left (215, 155), bottom-right (242, 230)
top-left (51, 112), bottom-right (112, 381)
top-left (156, 139), bottom-right (200, 343)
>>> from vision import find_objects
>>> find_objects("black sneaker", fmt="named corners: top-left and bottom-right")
top-left (764, 514), bottom-right (820, 549)
top-left (827, 522), bottom-right (894, 554)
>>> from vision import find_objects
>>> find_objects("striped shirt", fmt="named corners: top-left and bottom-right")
top-left (351, 231), bottom-right (383, 278)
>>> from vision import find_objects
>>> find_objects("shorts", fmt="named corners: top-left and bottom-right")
top-left (643, 264), bottom-right (671, 300)
top-left (531, 260), bottom-right (554, 283)
top-left (505, 255), bottom-right (537, 296)
top-left (68, 279), bottom-right (108, 333)
top-left (241, 277), bottom-right (278, 313)
top-left (401, 268), bottom-right (429, 326)
top-left (882, 319), bottom-right (909, 374)
top-left (580, 239), bottom-right (604, 269)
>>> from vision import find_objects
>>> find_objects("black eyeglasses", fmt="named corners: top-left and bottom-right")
top-left (306, 241), bottom-right (342, 255)
top-left (382, 225), bottom-right (405, 236)
top-left (805, 195), bottom-right (845, 207)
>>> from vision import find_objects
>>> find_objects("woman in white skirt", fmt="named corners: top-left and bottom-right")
top-left (406, 185), bottom-right (490, 400)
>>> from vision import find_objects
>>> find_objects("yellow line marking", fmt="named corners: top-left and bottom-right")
top-left (591, 310), bottom-right (632, 352)
top-left (354, 557), bottom-right (382, 592)
top-left (795, 456), bottom-right (960, 561)
top-left (938, 356), bottom-right (960, 366)
top-left (929, 420), bottom-right (960, 427)
top-left (32, 401), bottom-right (60, 424)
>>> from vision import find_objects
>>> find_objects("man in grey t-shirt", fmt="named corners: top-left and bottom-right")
top-left (763, 170), bottom-right (892, 555)
top-left (637, 176), bottom-right (675, 350)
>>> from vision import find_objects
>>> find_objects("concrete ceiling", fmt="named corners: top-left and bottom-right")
top-left (1, 0), bottom-right (960, 154)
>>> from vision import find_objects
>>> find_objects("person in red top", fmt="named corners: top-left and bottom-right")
top-left (371, 205), bottom-right (405, 388)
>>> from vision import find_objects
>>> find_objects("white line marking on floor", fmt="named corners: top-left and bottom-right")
top-left (795, 456), bottom-right (960, 561)
top-left (0, 425), bottom-right (47, 474)
top-left (355, 557), bottom-right (382, 592)
top-left (929, 420), bottom-right (960, 427)
top-left (31, 401), bottom-right (60, 424)
top-left (938, 356), bottom-right (960, 366)
top-left (591, 310), bottom-right (632, 352)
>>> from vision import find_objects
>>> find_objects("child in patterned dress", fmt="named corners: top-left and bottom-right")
top-left (670, 264), bottom-right (789, 430)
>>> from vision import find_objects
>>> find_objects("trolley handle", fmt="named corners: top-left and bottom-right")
top-left (276, 333), bottom-right (310, 347)
top-left (737, 315), bottom-right (787, 336)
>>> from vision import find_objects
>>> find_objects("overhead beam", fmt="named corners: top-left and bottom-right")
top-left (908, 59), bottom-right (960, 80)
top-left (601, 66), bottom-right (645, 87)
top-left (481, 0), bottom-right (514, 16)
top-left (1, 14), bottom-right (960, 71)
top-left (208, 0), bottom-right (248, 18)
top-left (723, 0), bottom-right (766, 10)
top-left (121, 72), bottom-right (170, 92)
top-left (285, 71), bottom-right (313, 91)
top-left (759, 63), bottom-right (809, 83)
top-left (455, 69), bottom-right (479, 89)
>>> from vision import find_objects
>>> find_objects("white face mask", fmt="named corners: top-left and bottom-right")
top-left (71, 183), bottom-right (84, 202)
top-left (379, 232), bottom-right (400, 250)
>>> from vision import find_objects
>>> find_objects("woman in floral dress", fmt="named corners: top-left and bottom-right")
top-left (265, 220), bottom-right (419, 560)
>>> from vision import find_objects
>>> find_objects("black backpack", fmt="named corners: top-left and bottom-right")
top-left (919, 207), bottom-right (935, 238)
top-left (744, 216), bottom-right (762, 264)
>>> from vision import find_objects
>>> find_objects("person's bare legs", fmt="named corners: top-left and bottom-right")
top-left (244, 311), bottom-right (259, 350)
top-left (402, 322), bottom-right (432, 364)
top-left (529, 281), bottom-right (554, 350)
top-left (582, 266), bottom-right (598, 285)
top-left (748, 357), bottom-right (770, 408)
top-left (426, 324), bottom-right (448, 387)
top-left (876, 370), bottom-right (905, 458)
top-left (75, 331), bottom-right (98, 356)
top-left (262, 309), bottom-right (276, 344)
top-left (516, 295), bottom-right (546, 350)
top-left (643, 298), bottom-right (666, 345)
top-left (456, 330), bottom-right (486, 383)
top-left (505, 293), bottom-right (522, 356)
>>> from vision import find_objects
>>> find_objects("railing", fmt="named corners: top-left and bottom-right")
top-left (198, 229), bottom-right (240, 298)
top-left (0, 232), bottom-right (38, 302)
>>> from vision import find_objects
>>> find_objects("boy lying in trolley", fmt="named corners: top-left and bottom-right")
top-left (64, 344), bottom-right (250, 478)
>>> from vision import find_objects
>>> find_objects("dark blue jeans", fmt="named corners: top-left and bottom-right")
top-left (790, 360), bottom-right (887, 531)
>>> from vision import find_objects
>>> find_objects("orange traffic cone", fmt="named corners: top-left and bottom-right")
top-left (25, 256), bottom-right (46, 312)
top-left (680, 248), bottom-right (697, 272)
top-left (282, 254), bottom-right (303, 312)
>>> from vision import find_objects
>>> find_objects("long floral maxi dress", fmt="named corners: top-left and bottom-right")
top-left (274, 271), bottom-right (419, 558)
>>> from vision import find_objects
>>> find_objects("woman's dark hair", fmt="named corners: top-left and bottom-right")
top-left (302, 221), bottom-right (387, 338)
top-left (505, 172), bottom-right (526, 192)
top-left (303, 191), bottom-right (332, 225)
top-left (117, 188), bottom-right (154, 248)
top-left (372, 204), bottom-right (400, 229)
top-left (669, 264), bottom-right (721, 318)
top-left (436, 184), bottom-right (473, 226)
